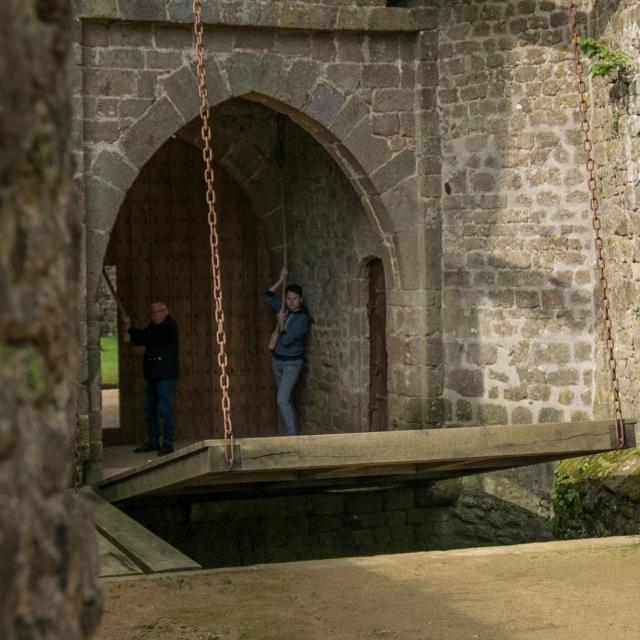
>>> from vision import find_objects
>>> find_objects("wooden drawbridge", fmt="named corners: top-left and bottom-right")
top-left (97, 420), bottom-right (638, 503)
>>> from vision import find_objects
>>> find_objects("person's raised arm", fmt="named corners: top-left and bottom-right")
top-left (263, 266), bottom-right (287, 316)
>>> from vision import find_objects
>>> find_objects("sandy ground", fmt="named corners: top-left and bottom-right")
top-left (96, 535), bottom-right (640, 640)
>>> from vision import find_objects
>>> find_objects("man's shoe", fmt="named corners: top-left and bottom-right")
top-left (157, 444), bottom-right (174, 456)
top-left (133, 443), bottom-right (159, 453)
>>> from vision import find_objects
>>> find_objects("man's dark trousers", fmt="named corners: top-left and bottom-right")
top-left (144, 379), bottom-right (177, 447)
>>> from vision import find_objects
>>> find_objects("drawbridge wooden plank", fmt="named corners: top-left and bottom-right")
top-left (82, 488), bottom-right (201, 573)
top-left (96, 531), bottom-right (144, 578)
top-left (97, 420), bottom-right (636, 503)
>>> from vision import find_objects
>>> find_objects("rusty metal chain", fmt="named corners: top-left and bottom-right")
top-left (72, 416), bottom-right (83, 490)
top-left (193, 0), bottom-right (235, 468)
top-left (569, 1), bottom-right (624, 446)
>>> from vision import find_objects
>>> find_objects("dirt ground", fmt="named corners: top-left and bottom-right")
top-left (96, 536), bottom-right (640, 640)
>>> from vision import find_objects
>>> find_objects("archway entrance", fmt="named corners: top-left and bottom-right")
top-left (103, 137), bottom-right (275, 445)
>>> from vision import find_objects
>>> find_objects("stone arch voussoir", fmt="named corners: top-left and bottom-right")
top-left (89, 57), bottom-right (418, 296)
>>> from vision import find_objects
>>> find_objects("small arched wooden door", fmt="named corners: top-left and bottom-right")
top-left (367, 258), bottom-right (388, 431)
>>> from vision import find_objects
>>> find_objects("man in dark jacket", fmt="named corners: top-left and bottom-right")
top-left (123, 301), bottom-right (179, 456)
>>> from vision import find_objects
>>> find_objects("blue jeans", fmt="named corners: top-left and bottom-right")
top-left (271, 358), bottom-right (303, 436)
top-left (144, 379), bottom-right (177, 446)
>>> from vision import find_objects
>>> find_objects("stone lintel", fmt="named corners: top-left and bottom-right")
top-left (74, 1), bottom-right (435, 33)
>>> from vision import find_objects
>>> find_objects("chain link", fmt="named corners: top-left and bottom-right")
top-left (72, 415), bottom-right (83, 490)
top-left (192, 0), bottom-right (235, 468)
top-left (569, 1), bottom-right (624, 446)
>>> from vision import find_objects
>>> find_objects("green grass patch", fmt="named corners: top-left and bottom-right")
top-left (101, 334), bottom-right (119, 387)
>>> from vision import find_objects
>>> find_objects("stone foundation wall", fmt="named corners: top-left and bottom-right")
top-left (124, 480), bottom-right (551, 568)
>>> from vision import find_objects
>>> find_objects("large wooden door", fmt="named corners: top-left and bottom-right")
top-left (368, 258), bottom-right (388, 431)
top-left (105, 138), bottom-right (276, 444)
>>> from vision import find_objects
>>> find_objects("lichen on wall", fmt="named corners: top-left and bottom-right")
top-left (0, 2), bottom-right (101, 638)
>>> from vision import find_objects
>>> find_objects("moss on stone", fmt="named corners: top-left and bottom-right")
top-left (552, 449), bottom-right (640, 539)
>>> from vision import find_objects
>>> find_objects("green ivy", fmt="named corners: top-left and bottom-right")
top-left (577, 37), bottom-right (630, 79)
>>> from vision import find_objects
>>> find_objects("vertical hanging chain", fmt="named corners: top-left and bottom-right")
top-left (569, 1), bottom-right (624, 447)
top-left (193, 0), bottom-right (235, 468)
top-left (72, 416), bottom-right (83, 490)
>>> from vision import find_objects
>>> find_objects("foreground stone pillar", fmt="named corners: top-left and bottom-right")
top-left (0, 2), bottom-right (102, 638)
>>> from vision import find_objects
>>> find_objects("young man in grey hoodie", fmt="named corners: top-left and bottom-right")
top-left (262, 267), bottom-right (311, 435)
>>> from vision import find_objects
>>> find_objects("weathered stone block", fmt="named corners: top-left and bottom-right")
top-left (312, 34), bottom-right (337, 61)
top-left (108, 22), bottom-right (153, 47)
top-left (154, 24), bottom-right (193, 49)
top-left (372, 113), bottom-right (400, 136)
top-left (119, 0), bottom-right (167, 21)
top-left (456, 399), bottom-right (473, 421)
top-left (478, 404), bottom-right (508, 425)
top-left (98, 47), bottom-right (145, 68)
top-left (160, 65), bottom-right (202, 121)
top-left (326, 62), bottom-right (361, 91)
top-left (558, 389), bottom-right (575, 405)
top-left (531, 342), bottom-right (571, 366)
top-left (118, 98), bottom-right (154, 120)
top-left (336, 34), bottom-right (365, 62)
top-left (280, 58), bottom-right (321, 109)
top-left (466, 343), bottom-right (498, 366)
top-left (84, 68), bottom-right (137, 97)
top-left (85, 177), bottom-right (125, 229)
top-left (546, 369), bottom-right (579, 386)
top-left (362, 63), bottom-right (400, 88)
top-left (90, 150), bottom-right (137, 192)
top-left (539, 407), bottom-right (564, 423)
top-left (82, 21), bottom-right (108, 46)
top-left (274, 31), bottom-right (311, 57)
top-left (372, 88), bottom-right (415, 112)
top-left (528, 384), bottom-right (552, 401)
top-left (120, 96), bottom-right (185, 167)
top-left (504, 385), bottom-right (527, 401)
top-left (307, 83), bottom-right (346, 128)
top-left (233, 27), bottom-right (275, 51)
top-left (512, 406), bottom-right (533, 424)
top-left (345, 491), bottom-right (384, 514)
top-left (516, 290), bottom-right (540, 308)
top-left (445, 368), bottom-right (484, 397)
top-left (135, 70), bottom-right (159, 99)
top-left (382, 488), bottom-right (414, 511)
top-left (344, 117), bottom-right (392, 175)
top-left (83, 119), bottom-right (119, 143)
top-left (309, 492), bottom-right (345, 515)
top-left (226, 50), bottom-right (282, 98)
top-left (146, 49), bottom-right (185, 70)
top-left (371, 147), bottom-right (416, 193)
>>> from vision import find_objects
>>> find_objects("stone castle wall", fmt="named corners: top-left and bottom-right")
top-left (71, 0), bottom-right (637, 540)
top-left (1, 3), bottom-right (101, 637)
top-left (590, 0), bottom-right (640, 422)
top-left (438, 1), bottom-right (598, 426)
